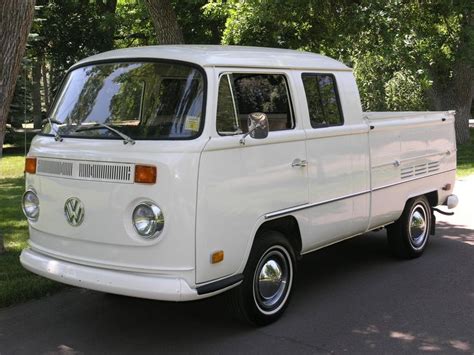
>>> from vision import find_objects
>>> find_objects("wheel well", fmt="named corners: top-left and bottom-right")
top-left (425, 191), bottom-right (438, 207)
top-left (255, 216), bottom-right (302, 258)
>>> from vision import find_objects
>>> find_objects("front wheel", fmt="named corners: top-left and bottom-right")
top-left (229, 231), bottom-right (295, 326)
top-left (387, 195), bottom-right (432, 258)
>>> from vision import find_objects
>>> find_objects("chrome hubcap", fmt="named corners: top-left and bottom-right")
top-left (254, 248), bottom-right (290, 313)
top-left (409, 204), bottom-right (428, 249)
top-left (258, 259), bottom-right (283, 300)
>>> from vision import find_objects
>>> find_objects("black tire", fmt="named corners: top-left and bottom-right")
top-left (228, 230), bottom-right (295, 326)
top-left (387, 195), bottom-right (432, 259)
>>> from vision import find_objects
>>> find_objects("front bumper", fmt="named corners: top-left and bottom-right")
top-left (20, 248), bottom-right (200, 301)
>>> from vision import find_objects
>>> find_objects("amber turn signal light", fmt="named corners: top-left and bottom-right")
top-left (25, 157), bottom-right (37, 174)
top-left (211, 250), bottom-right (224, 264)
top-left (134, 165), bottom-right (157, 184)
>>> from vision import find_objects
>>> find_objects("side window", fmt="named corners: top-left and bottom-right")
top-left (216, 73), bottom-right (294, 135)
top-left (302, 74), bottom-right (343, 128)
top-left (216, 74), bottom-right (241, 135)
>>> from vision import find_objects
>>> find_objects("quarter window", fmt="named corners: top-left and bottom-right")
top-left (216, 73), bottom-right (294, 135)
top-left (302, 74), bottom-right (343, 128)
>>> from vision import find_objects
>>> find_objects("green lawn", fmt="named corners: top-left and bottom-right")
top-left (0, 153), bottom-right (63, 308)
top-left (456, 128), bottom-right (474, 177)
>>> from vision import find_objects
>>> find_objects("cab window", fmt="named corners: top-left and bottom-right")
top-left (216, 73), bottom-right (294, 135)
top-left (302, 73), bottom-right (343, 128)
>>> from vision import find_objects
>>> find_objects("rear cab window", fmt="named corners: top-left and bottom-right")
top-left (302, 73), bottom-right (344, 128)
top-left (216, 73), bottom-right (294, 135)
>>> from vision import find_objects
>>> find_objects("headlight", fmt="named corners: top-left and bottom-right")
top-left (132, 202), bottom-right (164, 239)
top-left (22, 190), bottom-right (39, 221)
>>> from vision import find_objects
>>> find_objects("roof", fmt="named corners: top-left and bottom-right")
top-left (72, 45), bottom-right (351, 71)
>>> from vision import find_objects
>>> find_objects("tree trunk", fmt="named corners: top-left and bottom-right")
top-left (144, 0), bottom-right (184, 44)
top-left (42, 59), bottom-right (50, 108)
top-left (427, 62), bottom-right (473, 145)
top-left (0, 0), bottom-right (35, 156)
top-left (0, 0), bottom-right (35, 254)
top-left (32, 58), bottom-right (42, 129)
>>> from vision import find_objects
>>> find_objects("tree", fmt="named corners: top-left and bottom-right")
top-left (144, 0), bottom-right (184, 44)
top-left (213, 0), bottom-right (473, 144)
top-left (0, 0), bottom-right (36, 253)
top-left (350, 1), bottom-right (473, 144)
top-left (173, 0), bottom-right (226, 44)
top-left (36, 0), bottom-right (120, 95)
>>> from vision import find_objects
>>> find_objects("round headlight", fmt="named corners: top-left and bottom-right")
top-left (132, 202), bottom-right (164, 239)
top-left (22, 190), bottom-right (39, 221)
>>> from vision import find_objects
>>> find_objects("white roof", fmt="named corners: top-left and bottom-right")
top-left (72, 45), bottom-right (351, 71)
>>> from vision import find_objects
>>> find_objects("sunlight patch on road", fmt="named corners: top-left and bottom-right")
top-left (441, 235), bottom-right (474, 246)
top-left (390, 331), bottom-right (415, 341)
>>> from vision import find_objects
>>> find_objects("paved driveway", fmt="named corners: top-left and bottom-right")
top-left (1, 178), bottom-right (473, 354)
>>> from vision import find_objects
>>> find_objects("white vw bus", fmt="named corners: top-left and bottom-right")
top-left (21, 46), bottom-right (458, 325)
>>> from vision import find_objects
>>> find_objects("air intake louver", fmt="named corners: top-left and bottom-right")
top-left (37, 159), bottom-right (73, 177)
top-left (78, 162), bottom-right (132, 182)
top-left (401, 166), bottom-right (414, 179)
top-left (401, 160), bottom-right (440, 180)
top-left (428, 161), bottom-right (440, 173)
top-left (36, 158), bottom-right (134, 184)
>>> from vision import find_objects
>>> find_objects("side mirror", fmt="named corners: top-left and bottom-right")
top-left (240, 112), bottom-right (269, 145)
top-left (248, 112), bottom-right (269, 139)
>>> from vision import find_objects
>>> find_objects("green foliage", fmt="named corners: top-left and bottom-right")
top-left (384, 70), bottom-right (429, 111)
top-left (33, 0), bottom-right (118, 91)
top-left (210, 0), bottom-right (473, 113)
top-left (115, 0), bottom-right (157, 48)
top-left (173, 0), bottom-right (226, 44)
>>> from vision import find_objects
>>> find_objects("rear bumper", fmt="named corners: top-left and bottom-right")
top-left (445, 194), bottom-right (459, 209)
top-left (20, 248), bottom-right (200, 301)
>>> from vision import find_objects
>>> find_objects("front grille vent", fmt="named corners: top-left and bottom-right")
top-left (78, 163), bottom-right (132, 182)
top-left (36, 158), bottom-right (134, 184)
top-left (37, 159), bottom-right (73, 177)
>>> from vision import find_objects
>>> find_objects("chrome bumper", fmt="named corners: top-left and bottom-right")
top-left (446, 194), bottom-right (459, 209)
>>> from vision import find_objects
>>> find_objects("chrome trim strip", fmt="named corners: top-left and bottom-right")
top-left (372, 168), bottom-right (456, 192)
top-left (372, 150), bottom-right (451, 169)
top-left (265, 190), bottom-right (370, 219)
top-left (265, 168), bottom-right (456, 219)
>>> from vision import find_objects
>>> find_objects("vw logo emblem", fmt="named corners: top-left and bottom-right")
top-left (64, 197), bottom-right (85, 226)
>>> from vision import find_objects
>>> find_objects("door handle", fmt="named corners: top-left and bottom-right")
top-left (291, 158), bottom-right (307, 168)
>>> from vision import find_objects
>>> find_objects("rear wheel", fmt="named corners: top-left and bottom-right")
top-left (387, 195), bottom-right (432, 258)
top-left (229, 231), bottom-right (295, 326)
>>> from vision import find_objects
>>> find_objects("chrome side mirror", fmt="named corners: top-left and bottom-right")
top-left (239, 112), bottom-right (269, 145)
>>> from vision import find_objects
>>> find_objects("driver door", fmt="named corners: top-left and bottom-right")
top-left (195, 70), bottom-right (308, 284)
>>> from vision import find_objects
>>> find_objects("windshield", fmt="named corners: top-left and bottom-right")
top-left (43, 61), bottom-right (205, 140)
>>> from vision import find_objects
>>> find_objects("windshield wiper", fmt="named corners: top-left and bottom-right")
top-left (75, 121), bottom-right (135, 145)
top-left (42, 118), bottom-right (64, 142)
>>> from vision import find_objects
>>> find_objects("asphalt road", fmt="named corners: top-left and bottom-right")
top-left (1, 178), bottom-right (473, 354)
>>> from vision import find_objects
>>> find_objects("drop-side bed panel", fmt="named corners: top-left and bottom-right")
top-left (366, 111), bottom-right (456, 229)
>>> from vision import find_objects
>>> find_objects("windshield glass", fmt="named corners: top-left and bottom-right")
top-left (43, 61), bottom-right (205, 140)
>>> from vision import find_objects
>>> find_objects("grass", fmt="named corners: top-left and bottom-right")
top-left (456, 128), bottom-right (474, 178)
top-left (0, 152), bottom-right (63, 308)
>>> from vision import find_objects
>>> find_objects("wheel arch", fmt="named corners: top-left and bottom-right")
top-left (425, 190), bottom-right (438, 207)
top-left (253, 215), bottom-right (302, 259)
